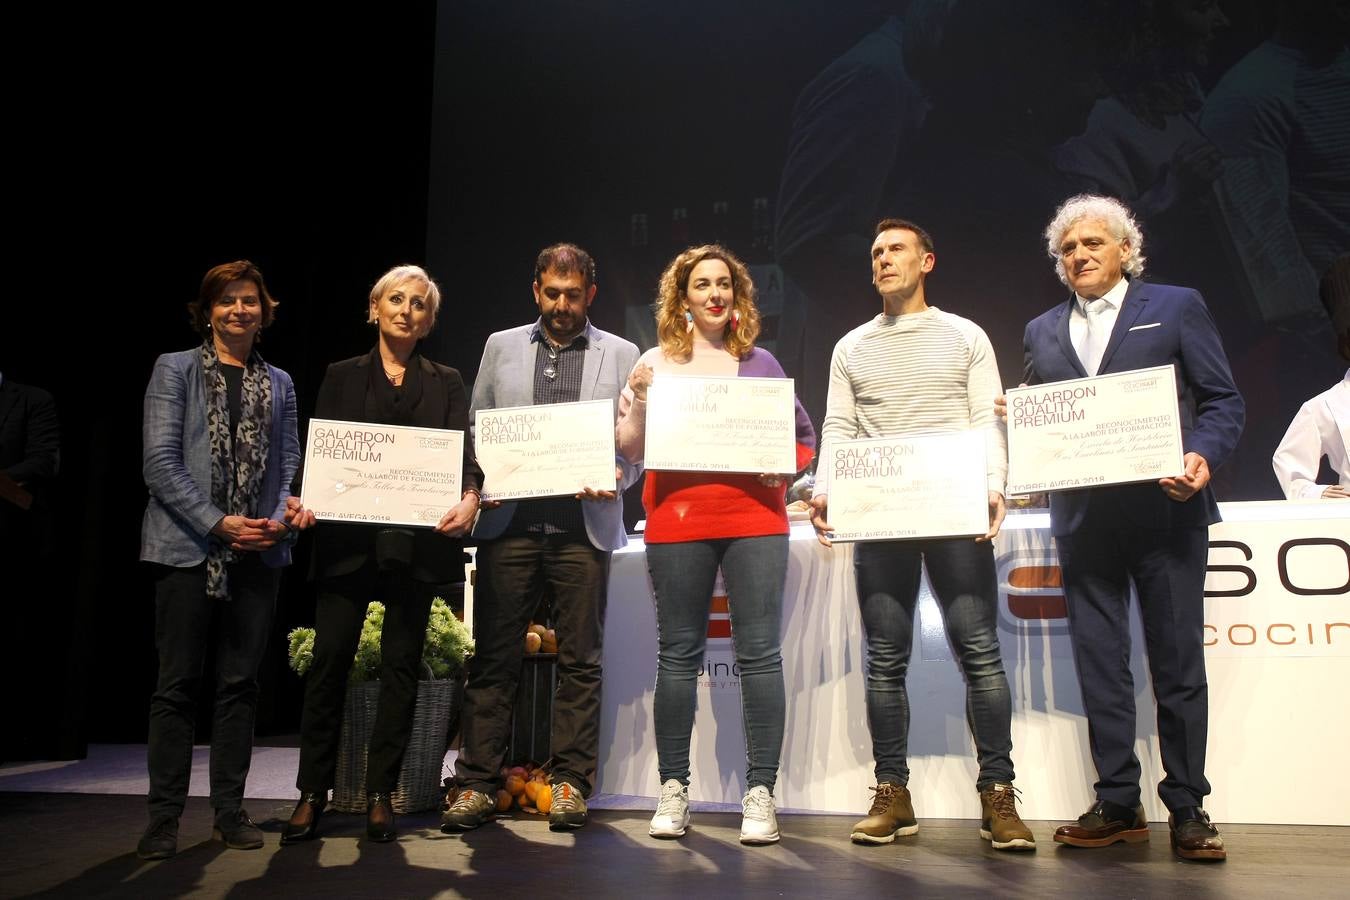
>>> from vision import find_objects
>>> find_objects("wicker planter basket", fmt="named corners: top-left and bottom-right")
top-left (332, 673), bottom-right (464, 814)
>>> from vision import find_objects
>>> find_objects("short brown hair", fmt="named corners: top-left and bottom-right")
top-left (874, 218), bottom-right (935, 254)
top-left (654, 245), bottom-right (761, 362)
top-left (188, 260), bottom-right (278, 337)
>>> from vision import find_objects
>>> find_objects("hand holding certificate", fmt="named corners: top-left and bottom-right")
top-left (824, 431), bottom-right (989, 542)
top-left (475, 399), bottom-right (618, 501)
top-left (643, 375), bottom-right (795, 474)
top-left (301, 419), bottom-right (463, 527)
top-left (1005, 365), bottom-right (1184, 496)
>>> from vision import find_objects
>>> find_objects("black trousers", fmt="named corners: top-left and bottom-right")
top-left (455, 534), bottom-right (610, 796)
top-left (295, 563), bottom-right (437, 793)
top-left (1057, 525), bottom-right (1212, 812)
top-left (146, 557), bottom-right (278, 819)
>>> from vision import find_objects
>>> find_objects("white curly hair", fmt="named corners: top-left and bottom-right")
top-left (1044, 195), bottom-right (1146, 287)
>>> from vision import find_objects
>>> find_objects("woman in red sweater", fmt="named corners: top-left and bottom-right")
top-left (617, 244), bottom-right (815, 845)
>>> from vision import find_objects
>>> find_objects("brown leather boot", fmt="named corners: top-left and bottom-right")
top-left (850, 782), bottom-right (918, 844)
top-left (979, 783), bottom-right (1036, 851)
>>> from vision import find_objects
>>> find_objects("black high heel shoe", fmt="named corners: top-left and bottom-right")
top-left (280, 792), bottom-right (328, 845)
top-left (367, 792), bottom-right (396, 842)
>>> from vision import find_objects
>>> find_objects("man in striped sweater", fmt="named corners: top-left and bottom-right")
top-left (809, 218), bottom-right (1033, 851)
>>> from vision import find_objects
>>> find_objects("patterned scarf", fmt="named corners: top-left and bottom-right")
top-left (201, 339), bottom-right (272, 599)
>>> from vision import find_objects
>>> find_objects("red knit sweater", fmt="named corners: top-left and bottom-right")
top-left (642, 441), bottom-right (815, 544)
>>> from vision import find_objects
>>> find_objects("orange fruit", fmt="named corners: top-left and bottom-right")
top-left (528, 623), bottom-right (547, 638)
top-left (495, 789), bottom-right (513, 812)
top-left (525, 632), bottom-right (542, 654)
top-left (524, 780), bottom-right (541, 802)
top-left (536, 786), bottom-right (553, 814)
top-left (505, 774), bottom-right (526, 796)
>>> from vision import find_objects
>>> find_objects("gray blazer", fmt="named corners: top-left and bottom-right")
top-left (470, 320), bottom-right (641, 551)
top-left (139, 348), bottom-right (301, 568)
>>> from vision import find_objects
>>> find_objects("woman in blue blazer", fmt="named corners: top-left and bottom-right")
top-left (138, 260), bottom-right (307, 860)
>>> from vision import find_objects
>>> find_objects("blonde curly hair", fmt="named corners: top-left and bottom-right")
top-left (654, 244), bottom-right (761, 361)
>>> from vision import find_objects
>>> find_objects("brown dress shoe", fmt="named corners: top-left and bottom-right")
top-left (1169, 807), bottom-right (1226, 861)
top-left (1053, 799), bottom-right (1149, 847)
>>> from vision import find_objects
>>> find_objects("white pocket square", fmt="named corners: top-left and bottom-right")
top-left (1129, 322), bottom-right (1162, 331)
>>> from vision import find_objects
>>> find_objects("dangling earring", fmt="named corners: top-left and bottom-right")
top-left (684, 309), bottom-right (694, 333)
top-left (730, 309), bottom-right (741, 331)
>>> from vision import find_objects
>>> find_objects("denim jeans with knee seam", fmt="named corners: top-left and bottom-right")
top-left (646, 534), bottom-right (788, 791)
top-left (854, 537), bottom-right (1014, 790)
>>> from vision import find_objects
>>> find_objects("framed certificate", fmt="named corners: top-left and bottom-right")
top-left (300, 419), bottom-right (463, 527)
top-left (475, 399), bottom-right (617, 501)
top-left (826, 431), bottom-right (989, 542)
top-left (1005, 365), bottom-right (1184, 496)
top-left (644, 375), bottom-right (796, 474)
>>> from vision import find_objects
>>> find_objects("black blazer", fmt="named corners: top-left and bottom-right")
top-left (309, 349), bottom-right (482, 584)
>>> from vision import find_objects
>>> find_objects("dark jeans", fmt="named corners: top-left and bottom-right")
top-left (455, 534), bottom-right (609, 795)
top-left (147, 557), bottom-right (278, 819)
top-left (1057, 526), bottom-right (1212, 811)
top-left (647, 534), bottom-right (788, 791)
top-left (854, 538), bottom-right (1014, 790)
top-left (296, 563), bottom-right (437, 792)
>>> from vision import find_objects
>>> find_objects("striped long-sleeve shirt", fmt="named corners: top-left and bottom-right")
top-left (817, 306), bottom-right (1007, 495)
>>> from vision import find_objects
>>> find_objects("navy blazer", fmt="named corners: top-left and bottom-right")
top-left (140, 349), bottom-right (300, 568)
top-left (470, 320), bottom-right (642, 552)
top-left (1022, 279), bottom-right (1244, 535)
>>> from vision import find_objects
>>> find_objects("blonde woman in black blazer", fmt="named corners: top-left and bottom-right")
top-left (283, 265), bottom-right (482, 844)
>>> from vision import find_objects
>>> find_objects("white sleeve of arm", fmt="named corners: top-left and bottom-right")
top-left (816, 336), bottom-right (859, 498)
top-left (1271, 401), bottom-right (1327, 500)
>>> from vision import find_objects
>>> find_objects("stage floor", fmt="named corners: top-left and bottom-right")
top-left (2, 746), bottom-right (1347, 898)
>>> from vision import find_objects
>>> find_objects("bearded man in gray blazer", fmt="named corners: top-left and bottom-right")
top-left (443, 243), bottom-right (641, 833)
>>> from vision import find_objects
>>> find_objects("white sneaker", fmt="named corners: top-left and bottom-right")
top-left (649, 779), bottom-right (690, 838)
top-left (739, 785), bottom-right (780, 845)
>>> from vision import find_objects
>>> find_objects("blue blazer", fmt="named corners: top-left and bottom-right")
top-left (1022, 280), bottom-right (1244, 535)
top-left (470, 320), bottom-right (642, 552)
top-left (140, 348), bottom-right (301, 568)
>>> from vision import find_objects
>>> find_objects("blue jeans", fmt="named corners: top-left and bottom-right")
top-left (646, 534), bottom-right (788, 791)
top-left (854, 538), bottom-right (1014, 790)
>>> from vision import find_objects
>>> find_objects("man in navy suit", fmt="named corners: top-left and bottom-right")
top-left (443, 243), bottom-right (641, 834)
top-left (1020, 195), bottom-right (1243, 861)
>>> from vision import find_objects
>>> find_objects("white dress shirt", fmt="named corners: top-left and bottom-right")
top-left (1272, 369), bottom-right (1350, 499)
top-left (1069, 277), bottom-right (1130, 375)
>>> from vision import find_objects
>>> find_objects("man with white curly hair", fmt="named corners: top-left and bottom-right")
top-left (1019, 194), bottom-right (1244, 861)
